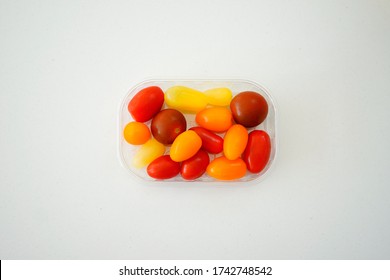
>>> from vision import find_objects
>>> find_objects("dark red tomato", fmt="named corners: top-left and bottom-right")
top-left (151, 109), bottom-right (186, 145)
top-left (230, 91), bottom-right (268, 127)
top-left (180, 149), bottom-right (210, 180)
top-left (242, 130), bottom-right (271, 173)
top-left (128, 86), bottom-right (164, 122)
top-left (189, 126), bottom-right (223, 154)
top-left (147, 155), bottom-right (181, 179)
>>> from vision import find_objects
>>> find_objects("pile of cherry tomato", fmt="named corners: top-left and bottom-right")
top-left (123, 85), bottom-right (271, 181)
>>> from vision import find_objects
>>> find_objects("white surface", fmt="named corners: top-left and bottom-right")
top-left (1, 0), bottom-right (389, 259)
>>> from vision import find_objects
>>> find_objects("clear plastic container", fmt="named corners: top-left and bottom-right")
top-left (118, 79), bottom-right (277, 183)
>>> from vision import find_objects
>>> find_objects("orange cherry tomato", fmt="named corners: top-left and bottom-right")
top-left (195, 107), bottom-right (233, 132)
top-left (206, 156), bottom-right (247, 180)
top-left (123, 122), bottom-right (151, 145)
top-left (223, 124), bottom-right (248, 160)
top-left (170, 130), bottom-right (202, 162)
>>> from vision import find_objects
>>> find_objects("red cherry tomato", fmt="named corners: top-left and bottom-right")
top-left (180, 149), bottom-right (210, 180)
top-left (230, 91), bottom-right (268, 127)
top-left (242, 130), bottom-right (271, 173)
top-left (151, 109), bottom-right (187, 145)
top-left (128, 86), bottom-right (164, 122)
top-left (147, 155), bottom-right (181, 179)
top-left (189, 127), bottom-right (223, 154)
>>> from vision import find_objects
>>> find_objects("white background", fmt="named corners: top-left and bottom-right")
top-left (1, 0), bottom-right (389, 259)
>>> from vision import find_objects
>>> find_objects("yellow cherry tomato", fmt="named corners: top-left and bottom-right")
top-left (123, 121), bottom-right (151, 145)
top-left (195, 107), bottom-right (233, 132)
top-left (132, 138), bottom-right (165, 168)
top-left (203, 87), bottom-right (232, 106)
top-left (170, 130), bottom-right (202, 162)
top-left (223, 124), bottom-right (248, 160)
top-left (165, 86), bottom-right (208, 113)
top-left (206, 156), bottom-right (247, 180)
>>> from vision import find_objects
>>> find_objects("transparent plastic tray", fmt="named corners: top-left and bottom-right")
top-left (118, 79), bottom-right (277, 183)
